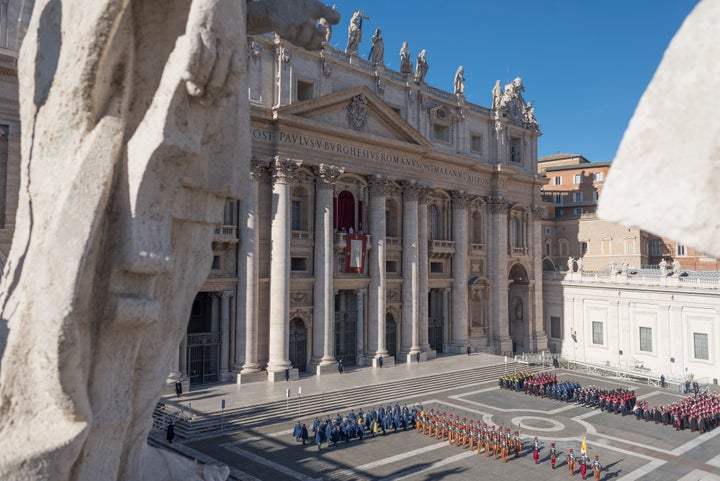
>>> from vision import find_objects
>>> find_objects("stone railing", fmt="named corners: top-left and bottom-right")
top-left (470, 243), bottom-right (485, 255)
top-left (386, 236), bottom-right (402, 248)
top-left (511, 246), bottom-right (528, 256)
top-left (213, 225), bottom-right (238, 243)
top-left (556, 271), bottom-right (720, 289)
top-left (428, 240), bottom-right (455, 258)
top-left (291, 230), bottom-right (313, 241)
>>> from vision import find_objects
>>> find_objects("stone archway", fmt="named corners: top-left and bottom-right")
top-left (508, 263), bottom-right (530, 353)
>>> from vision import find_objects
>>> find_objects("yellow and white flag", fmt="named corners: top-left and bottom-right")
top-left (581, 435), bottom-right (587, 454)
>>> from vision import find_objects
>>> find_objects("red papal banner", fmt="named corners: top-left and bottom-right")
top-left (344, 233), bottom-right (367, 273)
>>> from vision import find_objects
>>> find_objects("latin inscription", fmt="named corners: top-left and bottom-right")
top-left (252, 128), bottom-right (507, 188)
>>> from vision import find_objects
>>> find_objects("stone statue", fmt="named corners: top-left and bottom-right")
top-left (368, 28), bottom-right (384, 64)
top-left (454, 66), bottom-right (465, 96)
top-left (576, 257), bottom-right (584, 273)
top-left (414, 49), bottom-right (429, 84)
top-left (672, 259), bottom-right (682, 277)
top-left (0, 1), bottom-right (338, 480)
top-left (492, 79), bottom-right (502, 110)
top-left (621, 259), bottom-right (629, 275)
top-left (598, 1), bottom-right (720, 259)
top-left (609, 260), bottom-right (617, 274)
top-left (659, 258), bottom-right (668, 276)
top-left (345, 9), bottom-right (365, 55)
top-left (567, 257), bottom-right (576, 272)
top-left (319, 17), bottom-right (333, 45)
top-left (400, 41), bottom-right (412, 74)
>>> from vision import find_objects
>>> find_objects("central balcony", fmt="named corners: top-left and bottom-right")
top-left (428, 240), bottom-right (455, 259)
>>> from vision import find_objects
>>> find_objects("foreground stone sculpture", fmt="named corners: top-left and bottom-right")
top-left (599, 0), bottom-right (720, 256)
top-left (0, 1), bottom-right (337, 480)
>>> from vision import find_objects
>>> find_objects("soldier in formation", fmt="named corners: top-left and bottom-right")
top-left (550, 442), bottom-right (558, 469)
top-left (592, 454), bottom-right (603, 481)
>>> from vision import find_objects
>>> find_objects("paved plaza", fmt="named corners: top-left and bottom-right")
top-left (153, 354), bottom-right (720, 481)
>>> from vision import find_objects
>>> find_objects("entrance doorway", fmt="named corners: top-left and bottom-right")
top-left (335, 291), bottom-right (357, 366)
top-left (186, 292), bottom-right (220, 385)
top-left (386, 313), bottom-right (397, 358)
top-left (428, 290), bottom-right (444, 352)
top-left (289, 318), bottom-right (308, 372)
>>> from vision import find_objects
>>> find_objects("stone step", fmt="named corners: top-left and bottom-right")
top-left (153, 362), bottom-right (545, 439)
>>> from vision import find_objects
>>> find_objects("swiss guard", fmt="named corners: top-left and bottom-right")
top-left (532, 436), bottom-right (540, 464)
top-left (549, 442), bottom-right (558, 469)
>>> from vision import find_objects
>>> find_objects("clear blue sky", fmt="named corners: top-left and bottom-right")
top-left (326, 0), bottom-right (700, 163)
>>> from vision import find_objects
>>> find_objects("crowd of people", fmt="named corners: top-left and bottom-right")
top-left (415, 409), bottom-right (524, 463)
top-left (575, 386), bottom-right (637, 414)
top-left (293, 403), bottom-right (423, 450)
top-left (633, 391), bottom-right (720, 434)
top-left (499, 371), bottom-right (581, 402)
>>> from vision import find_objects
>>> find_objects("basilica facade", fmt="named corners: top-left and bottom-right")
top-left (179, 30), bottom-right (549, 384)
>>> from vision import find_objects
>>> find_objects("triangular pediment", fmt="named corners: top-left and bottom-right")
top-left (275, 86), bottom-right (430, 147)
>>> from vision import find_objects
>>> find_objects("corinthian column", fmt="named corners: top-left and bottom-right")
top-left (402, 181), bottom-right (420, 359)
top-left (267, 157), bottom-right (301, 381)
top-left (313, 164), bottom-right (344, 369)
top-left (451, 191), bottom-right (469, 352)
top-left (487, 195), bottom-right (512, 354)
top-left (367, 176), bottom-right (388, 360)
top-left (238, 159), bottom-right (267, 374)
top-left (531, 205), bottom-right (549, 352)
top-left (417, 187), bottom-right (431, 355)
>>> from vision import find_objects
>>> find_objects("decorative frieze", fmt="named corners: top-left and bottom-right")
top-left (346, 93), bottom-right (368, 131)
top-left (290, 289), bottom-right (312, 306)
top-left (274, 34), bottom-right (291, 64)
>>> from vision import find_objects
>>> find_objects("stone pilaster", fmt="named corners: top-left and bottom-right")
top-left (450, 191), bottom-right (470, 352)
top-left (367, 176), bottom-right (388, 360)
top-left (238, 159), bottom-right (267, 375)
top-left (487, 195), bottom-right (512, 354)
top-left (313, 164), bottom-right (344, 370)
top-left (401, 182), bottom-right (420, 360)
top-left (267, 158), bottom-right (301, 381)
top-left (273, 35), bottom-right (293, 107)
top-left (442, 288), bottom-right (450, 352)
top-left (217, 290), bottom-right (234, 379)
top-left (417, 188), bottom-right (432, 358)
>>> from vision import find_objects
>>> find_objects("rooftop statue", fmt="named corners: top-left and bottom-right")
top-left (0, 1), bottom-right (338, 480)
top-left (369, 28), bottom-right (384, 64)
top-left (454, 66), bottom-right (465, 96)
top-left (400, 41), bottom-right (413, 74)
top-left (414, 49), bottom-right (429, 84)
top-left (345, 9), bottom-right (367, 55)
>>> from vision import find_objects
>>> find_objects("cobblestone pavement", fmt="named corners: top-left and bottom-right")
top-left (154, 356), bottom-right (720, 481)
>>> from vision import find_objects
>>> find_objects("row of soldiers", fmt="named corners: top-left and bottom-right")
top-left (297, 403), bottom-right (423, 449)
top-left (573, 385), bottom-right (637, 414)
top-left (561, 448), bottom-right (604, 480)
top-left (414, 409), bottom-right (523, 462)
top-left (498, 370), bottom-right (535, 391)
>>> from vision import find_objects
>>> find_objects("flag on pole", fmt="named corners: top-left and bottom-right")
top-left (581, 435), bottom-right (587, 454)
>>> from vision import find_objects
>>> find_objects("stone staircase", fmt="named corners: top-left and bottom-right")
top-left (153, 362), bottom-right (545, 440)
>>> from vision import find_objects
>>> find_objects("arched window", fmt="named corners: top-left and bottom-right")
top-left (291, 186), bottom-right (309, 231)
top-left (386, 198), bottom-right (399, 237)
top-left (511, 217), bottom-right (521, 247)
top-left (429, 204), bottom-right (440, 240)
top-left (337, 190), bottom-right (355, 232)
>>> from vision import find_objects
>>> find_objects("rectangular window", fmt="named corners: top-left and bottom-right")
top-left (433, 123), bottom-right (450, 142)
top-left (639, 327), bottom-right (652, 352)
top-left (553, 176), bottom-right (562, 186)
top-left (296, 79), bottom-right (314, 101)
top-left (430, 262), bottom-right (443, 273)
top-left (291, 257), bottom-right (308, 271)
top-left (553, 193), bottom-right (563, 206)
top-left (510, 139), bottom-right (522, 163)
top-left (694, 333), bottom-right (709, 360)
top-left (574, 208), bottom-right (583, 216)
top-left (551, 316), bottom-right (561, 338)
top-left (592, 321), bottom-right (604, 345)
top-left (677, 244), bottom-right (686, 256)
top-left (557, 208), bottom-right (564, 217)
top-left (625, 239), bottom-right (635, 255)
top-left (650, 239), bottom-right (662, 256)
top-left (291, 200), bottom-right (301, 231)
top-left (573, 174), bottom-right (582, 184)
top-left (386, 260), bottom-right (398, 273)
top-left (581, 242), bottom-right (588, 255)
top-left (573, 192), bottom-right (583, 203)
top-left (593, 172), bottom-right (604, 182)
top-left (211, 256), bottom-right (221, 270)
top-left (471, 134), bottom-right (483, 153)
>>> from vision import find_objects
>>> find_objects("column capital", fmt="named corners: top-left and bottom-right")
top-left (367, 175), bottom-right (389, 196)
top-left (354, 288), bottom-right (368, 297)
top-left (271, 157), bottom-right (302, 184)
top-left (417, 186), bottom-right (432, 205)
top-left (487, 195), bottom-right (509, 215)
top-left (315, 164), bottom-right (344, 189)
top-left (401, 181), bottom-right (420, 201)
top-left (451, 190), bottom-right (472, 209)
top-left (531, 204), bottom-right (546, 219)
top-left (250, 157), bottom-right (271, 181)
top-left (215, 290), bottom-right (235, 299)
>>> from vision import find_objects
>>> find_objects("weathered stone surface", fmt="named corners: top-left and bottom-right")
top-left (0, 1), bottom-right (337, 480)
top-left (599, 0), bottom-right (720, 256)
